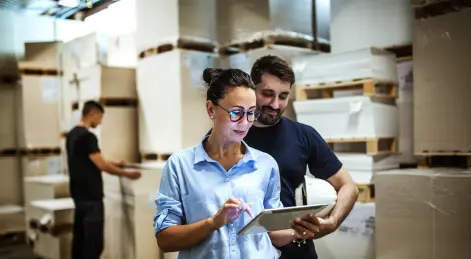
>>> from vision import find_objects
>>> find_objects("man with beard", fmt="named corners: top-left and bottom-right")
top-left (244, 55), bottom-right (359, 259)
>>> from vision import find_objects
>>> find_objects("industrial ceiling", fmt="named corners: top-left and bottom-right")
top-left (0, 0), bottom-right (119, 19)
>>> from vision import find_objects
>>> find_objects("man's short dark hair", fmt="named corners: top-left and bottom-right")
top-left (82, 100), bottom-right (104, 117)
top-left (250, 55), bottom-right (295, 87)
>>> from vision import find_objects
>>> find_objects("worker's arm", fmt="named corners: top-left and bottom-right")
top-left (89, 152), bottom-right (133, 177)
top-left (291, 128), bottom-right (358, 239)
top-left (83, 132), bottom-right (133, 178)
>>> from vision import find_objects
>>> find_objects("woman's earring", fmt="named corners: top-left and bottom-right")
top-left (210, 115), bottom-right (214, 119)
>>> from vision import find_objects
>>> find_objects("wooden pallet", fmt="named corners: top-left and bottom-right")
top-left (415, 152), bottom-right (471, 169)
top-left (296, 78), bottom-right (398, 101)
top-left (18, 67), bottom-right (62, 76)
top-left (141, 153), bottom-right (172, 162)
top-left (29, 220), bottom-right (72, 237)
top-left (357, 184), bottom-right (374, 203)
top-left (326, 137), bottom-right (397, 155)
top-left (138, 39), bottom-right (217, 59)
top-left (219, 34), bottom-right (323, 55)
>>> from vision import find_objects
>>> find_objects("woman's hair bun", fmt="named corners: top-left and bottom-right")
top-left (203, 68), bottom-right (224, 86)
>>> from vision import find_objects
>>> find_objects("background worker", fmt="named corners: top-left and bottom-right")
top-left (65, 100), bottom-right (141, 259)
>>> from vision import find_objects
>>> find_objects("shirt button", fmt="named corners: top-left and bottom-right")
top-left (230, 223), bottom-right (233, 227)
top-left (225, 178), bottom-right (230, 182)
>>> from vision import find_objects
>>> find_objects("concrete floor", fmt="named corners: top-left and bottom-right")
top-left (0, 233), bottom-right (36, 259)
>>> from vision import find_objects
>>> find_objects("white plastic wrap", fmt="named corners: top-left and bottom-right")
top-left (292, 47), bottom-right (398, 85)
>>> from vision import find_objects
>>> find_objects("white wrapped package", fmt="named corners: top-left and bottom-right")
top-left (292, 47), bottom-right (398, 85)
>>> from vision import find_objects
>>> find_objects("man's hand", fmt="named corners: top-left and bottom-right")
top-left (113, 160), bottom-right (127, 167)
top-left (124, 169), bottom-right (141, 180)
top-left (290, 214), bottom-right (338, 240)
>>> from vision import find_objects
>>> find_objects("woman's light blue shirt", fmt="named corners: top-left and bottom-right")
top-left (153, 139), bottom-right (283, 259)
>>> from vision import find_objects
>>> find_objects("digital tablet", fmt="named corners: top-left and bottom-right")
top-left (237, 203), bottom-right (335, 235)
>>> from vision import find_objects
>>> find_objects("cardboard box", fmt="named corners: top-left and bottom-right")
top-left (22, 155), bottom-right (62, 177)
top-left (137, 50), bottom-right (218, 154)
top-left (23, 175), bottom-right (69, 204)
top-left (17, 75), bottom-right (61, 149)
top-left (0, 205), bottom-right (25, 235)
top-left (33, 231), bottom-right (72, 259)
top-left (375, 168), bottom-right (471, 258)
top-left (292, 47), bottom-right (398, 85)
top-left (136, 0), bottom-right (217, 53)
top-left (0, 83), bottom-right (18, 150)
top-left (413, 9), bottom-right (471, 153)
top-left (330, 0), bottom-right (413, 53)
top-left (20, 41), bottom-right (62, 70)
top-left (294, 96), bottom-right (399, 139)
top-left (315, 202), bottom-right (375, 259)
top-left (28, 198), bottom-right (74, 228)
top-left (102, 162), bottom-right (164, 259)
top-left (0, 156), bottom-right (22, 205)
top-left (74, 65), bottom-right (137, 101)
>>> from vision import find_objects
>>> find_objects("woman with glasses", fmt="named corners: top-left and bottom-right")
top-left (153, 68), bottom-right (311, 259)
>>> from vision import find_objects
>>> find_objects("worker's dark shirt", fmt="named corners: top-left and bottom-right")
top-left (244, 117), bottom-right (342, 259)
top-left (66, 126), bottom-right (103, 202)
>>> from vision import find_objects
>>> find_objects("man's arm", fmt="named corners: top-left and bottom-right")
top-left (292, 127), bottom-right (358, 238)
top-left (89, 152), bottom-right (134, 178)
top-left (325, 167), bottom-right (358, 230)
top-left (83, 133), bottom-right (135, 178)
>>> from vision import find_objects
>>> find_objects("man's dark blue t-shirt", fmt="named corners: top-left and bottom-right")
top-left (243, 117), bottom-right (342, 259)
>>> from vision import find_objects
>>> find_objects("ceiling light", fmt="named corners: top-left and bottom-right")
top-left (57, 0), bottom-right (80, 8)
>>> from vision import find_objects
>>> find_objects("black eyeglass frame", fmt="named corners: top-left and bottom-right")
top-left (214, 103), bottom-right (261, 122)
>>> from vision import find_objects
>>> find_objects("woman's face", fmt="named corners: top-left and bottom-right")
top-left (209, 87), bottom-right (258, 143)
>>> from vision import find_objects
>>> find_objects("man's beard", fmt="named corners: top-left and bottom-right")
top-left (257, 106), bottom-right (282, 126)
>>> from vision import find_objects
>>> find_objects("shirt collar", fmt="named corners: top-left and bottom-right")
top-left (194, 135), bottom-right (258, 167)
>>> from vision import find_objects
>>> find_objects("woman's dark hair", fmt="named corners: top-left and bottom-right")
top-left (203, 68), bottom-right (255, 104)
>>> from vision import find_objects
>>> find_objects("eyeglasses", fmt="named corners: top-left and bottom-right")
top-left (215, 103), bottom-right (261, 122)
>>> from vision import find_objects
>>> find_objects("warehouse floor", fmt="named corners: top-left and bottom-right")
top-left (0, 233), bottom-right (36, 259)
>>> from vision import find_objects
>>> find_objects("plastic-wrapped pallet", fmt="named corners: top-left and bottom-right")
top-left (137, 50), bottom-right (220, 155)
top-left (292, 47), bottom-right (398, 85)
top-left (315, 202), bottom-right (375, 259)
top-left (23, 175), bottom-right (70, 204)
top-left (375, 168), bottom-right (471, 258)
top-left (269, 0), bottom-right (330, 42)
top-left (294, 96), bottom-right (398, 139)
top-left (330, 0), bottom-right (413, 53)
top-left (335, 154), bottom-right (399, 184)
top-left (216, 0), bottom-right (271, 45)
top-left (413, 9), bottom-right (471, 153)
top-left (22, 155), bottom-right (62, 177)
top-left (136, 0), bottom-right (217, 53)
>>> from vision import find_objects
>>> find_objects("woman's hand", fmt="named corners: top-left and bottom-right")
top-left (209, 197), bottom-right (253, 230)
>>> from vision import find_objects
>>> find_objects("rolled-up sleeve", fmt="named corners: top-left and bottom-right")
top-left (264, 160), bottom-right (283, 210)
top-left (153, 157), bottom-right (184, 235)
